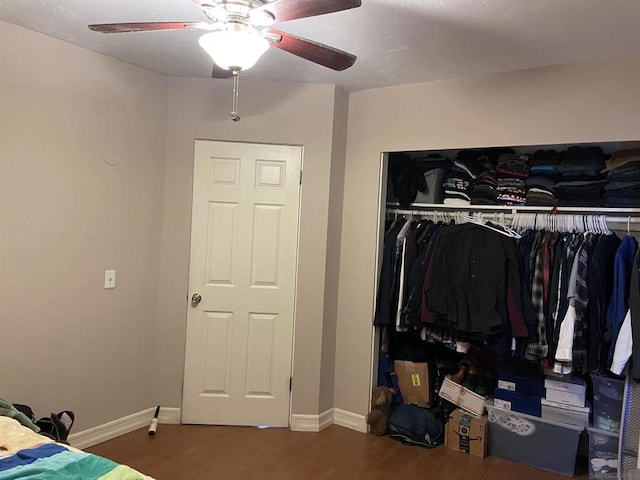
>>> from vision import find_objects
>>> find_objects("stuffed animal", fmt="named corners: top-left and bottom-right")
top-left (365, 386), bottom-right (396, 436)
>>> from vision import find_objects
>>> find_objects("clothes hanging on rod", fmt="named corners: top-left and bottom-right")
top-left (376, 207), bottom-right (640, 376)
top-left (626, 250), bottom-right (640, 379)
top-left (607, 235), bottom-right (639, 377)
top-left (375, 215), bottom-right (535, 357)
top-left (521, 230), bottom-right (616, 374)
top-left (423, 222), bottom-right (531, 337)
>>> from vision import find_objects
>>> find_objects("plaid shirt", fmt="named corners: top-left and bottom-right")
top-left (572, 234), bottom-right (594, 374)
top-left (526, 232), bottom-right (549, 359)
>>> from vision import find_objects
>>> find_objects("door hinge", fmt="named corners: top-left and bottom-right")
top-left (299, 170), bottom-right (303, 185)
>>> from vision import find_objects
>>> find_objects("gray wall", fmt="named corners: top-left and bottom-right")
top-left (0, 21), bottom-right (168, 431)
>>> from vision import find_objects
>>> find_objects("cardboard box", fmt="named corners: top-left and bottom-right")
top-left (541, 398), bottom-right (591, 427)
top-left (494, 388), bottom-right (542, 417)
top-left (438, 376), bottom-right (487, 416)
top-left (544, 376), bottom-right (586, 395)
top-left (498, 369), bottom-right (545, 397)
top-left (394, 360), bottom-right (431, 407)
top-left (446, 408), bottom-right (489, 458)
top-left (545, 387), bottom-right (585, 407)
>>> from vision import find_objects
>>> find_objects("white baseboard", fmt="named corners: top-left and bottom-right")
top-left (70, 406), bottom-right (365, 448)
top-left (157, 407), bottom-right (181, 424)
top-left (290, 409), bottom-right (333, 432)
top-left (318, 408), bottom-right (334, 431)
top-left (291, 408), bottom-right (367, 434)
top-left (69, 407), bottom-right (181, 449)
top-left (333, 408), bottom-right (368, 433)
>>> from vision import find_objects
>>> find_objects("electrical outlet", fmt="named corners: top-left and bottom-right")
top-left (104, 270), bottom-right (116, 289)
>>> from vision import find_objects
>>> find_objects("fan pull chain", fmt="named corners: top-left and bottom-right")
top-left (230, 70), bottom-right (240, 122)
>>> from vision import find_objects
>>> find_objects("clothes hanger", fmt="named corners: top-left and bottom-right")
top-left (462, 214), bottom-right (522, 238)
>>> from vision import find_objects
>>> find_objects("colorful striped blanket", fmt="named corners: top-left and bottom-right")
top-left (0, 417), bottom-right (153, 480)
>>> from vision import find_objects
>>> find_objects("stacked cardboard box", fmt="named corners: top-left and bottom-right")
top-left (445, 408), bottom-right (488, 458)
top-left (493, 369), bottom-right (544, 417)
top-left (541, 376), bottom-right (590, 427)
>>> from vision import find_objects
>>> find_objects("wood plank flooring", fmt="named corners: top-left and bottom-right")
top-left (88, 424), bottom-right (589, 480)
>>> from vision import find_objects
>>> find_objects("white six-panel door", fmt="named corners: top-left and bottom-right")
top-left (182, 140), bottom-right (302, 426)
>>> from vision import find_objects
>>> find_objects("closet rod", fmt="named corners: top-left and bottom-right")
top-left (386, 208), bottom-right (640, 229)
top-left (386, 202), bottom-right (640, 215)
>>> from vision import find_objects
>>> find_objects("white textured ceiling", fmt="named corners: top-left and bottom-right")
top-left (1, 0), bottom-right (639, 92)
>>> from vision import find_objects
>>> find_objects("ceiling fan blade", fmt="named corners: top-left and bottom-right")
top-left (211, 63), bottom-right (235, 79)
top-left (254, 0), bottom-right (361, 23)
top-left (88, 22), bottom-right (207, 34)
top-left (266, 29), bottom-right (356, 71)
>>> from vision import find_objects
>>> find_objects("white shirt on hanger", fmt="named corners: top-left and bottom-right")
top-left (611, 308), bottom-right (633, 375)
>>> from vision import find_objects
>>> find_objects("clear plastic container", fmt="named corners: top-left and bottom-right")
top-left (587, 427), bottom-right (619, 479)
top-left (590, 374), bottom-right (625, 433)
top-left (487, 402), bottom-right (583, 476)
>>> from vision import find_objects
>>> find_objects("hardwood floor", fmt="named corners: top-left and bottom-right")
top-left (87, 424), bottom-right (589, 480)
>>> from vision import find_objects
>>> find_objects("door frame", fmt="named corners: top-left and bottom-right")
top-left (369, 152), bottom-right (390, 409)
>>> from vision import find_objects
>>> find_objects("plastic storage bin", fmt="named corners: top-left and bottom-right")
top-left (487, 403), bottom-right (583, 476)
top-left (590, 374), bottom-right (625, 433)
top-left (587, 427), bottom-right (619, 479)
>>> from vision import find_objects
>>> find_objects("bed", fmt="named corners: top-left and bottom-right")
top-left (0, 416), bottom-right (154, 480)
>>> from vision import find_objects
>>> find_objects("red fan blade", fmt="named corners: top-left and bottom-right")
top-left (254, 0), bottom-right (361, 24)
top-left (88, 22), bottom-right (207, 33)
top-left (266, 29), bottom-right (356, 71)
top-left (211, 63), bottom-right (235, 79)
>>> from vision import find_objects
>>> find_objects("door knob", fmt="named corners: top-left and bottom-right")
top-left (191, 293), bottom-right (202, 306)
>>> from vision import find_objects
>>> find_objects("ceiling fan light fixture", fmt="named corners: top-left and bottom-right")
top-left (199, 25), bottom-right (269, 71)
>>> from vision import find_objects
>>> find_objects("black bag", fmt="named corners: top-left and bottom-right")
top-left (387, 404), bottom-right (444, 448)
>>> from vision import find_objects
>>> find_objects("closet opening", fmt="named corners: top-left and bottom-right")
top-left (370, 141), bottom-right (640, 477)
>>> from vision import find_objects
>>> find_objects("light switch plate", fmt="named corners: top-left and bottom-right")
top-left (104, 270), bottom-right (116, 289)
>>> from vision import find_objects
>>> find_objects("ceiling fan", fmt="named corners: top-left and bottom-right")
top-left (89, 0), bottom-right (361, 121)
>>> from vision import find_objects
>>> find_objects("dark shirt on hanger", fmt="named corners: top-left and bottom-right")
top-left (587, 233), bottom-right (621, 372)
top-left (424, 223), bottom-right (529, 337)
top-left (374, 222), bottom-right (404, 326)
